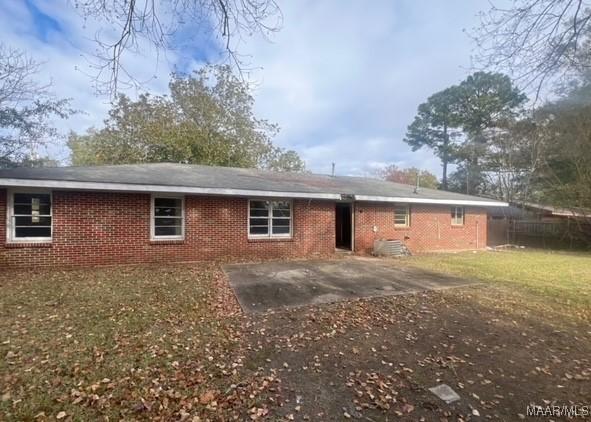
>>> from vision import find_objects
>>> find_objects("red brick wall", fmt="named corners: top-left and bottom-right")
top-left (353, 202), bottom-right (487, 254)
top-left (0, 189), bottom-right (335, 268)
top-left (0, 190), bottom-right (489, 268)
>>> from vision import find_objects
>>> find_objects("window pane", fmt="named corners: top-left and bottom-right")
top-left (272, 218), bottom-right (290, 227)
top-left (394, 206), bottom-right (409, 226)
top-left (155, 206), bottom-right (181, 217)
top-left (272, 225), bottom-right (290, 235)
top-left (11, 193), bottom-right (52, 240)
top-left (155, 217), bottom-right (182, 226)
top-left (273, 209), bottom-right (291, 217)
top-left (452, 207), bottom-right (464, 224)
top-left (155, 197), bottom-right (181, 208)
top-left (153, 197), bottom-right (183, 237)
top-left (14, 193), bottom-right (50, 205)
top-left (250, 208), bottom-right (269, 217)
top-left (249, 226), bottom-right (269, 235)
top-left (15, 216), bottom-right (52, 226)
top-left (15, 227), bottom-right (51, 238)
top-left (249, 200), bottom-right (291, 237)
top-left (249, 218), bottom-right (269, 226)
top-left (272, 201), bottom-right (290, 210)
top-left (154, 226), bottom-right (182, 236)
top-left (14, 204), bottom-right (32, 215)
top-left (14, 204), bottom-right (51, 215)
top-left (250, 201), bottom-right (269, 210)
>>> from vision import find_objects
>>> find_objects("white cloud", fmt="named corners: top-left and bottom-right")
top-left (0, 0), bottom-right (487, 177)
top-left (241, 0), bottom-right (486, 177)
top-left (0, 0), bottom-right (175, 161)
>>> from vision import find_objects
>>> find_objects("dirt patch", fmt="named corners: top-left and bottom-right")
top-left (239, 285), bottom-right (591, 420)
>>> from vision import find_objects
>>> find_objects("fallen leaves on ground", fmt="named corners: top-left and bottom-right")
top-left (1, 257), bottom-right (590, 421)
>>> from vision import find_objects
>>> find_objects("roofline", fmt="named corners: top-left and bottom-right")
top-left (0, 178), bottom-right (342, 200)
top-left (514, 201), bottom-right (590, 217)
top-left (354, 195), bottom-right (508, 207)
top-left (0, 178), bottom-right (508, 206)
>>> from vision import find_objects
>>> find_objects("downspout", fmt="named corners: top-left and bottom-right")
top-left (476, 219), bottom-right (479, 249)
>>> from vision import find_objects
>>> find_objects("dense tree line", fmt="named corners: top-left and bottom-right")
top-left (405, 70), bottom-right (591, 220)
top-left (68, 65), bottom-right (305, 172)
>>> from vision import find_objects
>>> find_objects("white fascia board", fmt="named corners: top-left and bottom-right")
top-left (0, 178), bottom-right (341, 200)
top-left (354, 194), bottom-right (508, 207)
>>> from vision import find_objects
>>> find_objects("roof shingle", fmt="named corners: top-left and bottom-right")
top-left (0, 163), bottom-right (507, 206)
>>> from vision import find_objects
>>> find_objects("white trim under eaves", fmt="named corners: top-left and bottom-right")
top-left (354, 195), bottom-right (509, 207)
top-left (0, 178), bottom-right (342, 200)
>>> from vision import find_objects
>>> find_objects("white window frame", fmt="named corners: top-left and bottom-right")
top-left (6, 189), bottom-right (53, 243)
top-left (451, 206), bottom-right (465, 226)
top-left (248, 199), bottom-right (293, 239)
top-left (394, 204), bottom-right (410, 228)
top-left (150, 194), bottom-right (185, 241)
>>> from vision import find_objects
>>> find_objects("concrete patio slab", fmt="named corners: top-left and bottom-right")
top-left (223, 258), bottom-right (475, 313)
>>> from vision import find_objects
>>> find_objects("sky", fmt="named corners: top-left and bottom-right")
top-left (0, 0), bottom-right (490, 178)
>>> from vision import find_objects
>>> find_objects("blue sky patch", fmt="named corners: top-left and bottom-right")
top-left (170, 19), bottom-right (224, 74)
top-left (0, 0), bottom-right (489, 175)
top-left (24, 0), bottom-right (63, 42)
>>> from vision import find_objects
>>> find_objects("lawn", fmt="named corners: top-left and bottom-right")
top-left (1, 251), bottom-right (590, 421)
top-left (398, 249), bottom-right (591, 320)
top-left (0, 264), bottom-right (258, 421)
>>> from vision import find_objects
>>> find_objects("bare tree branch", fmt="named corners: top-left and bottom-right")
top-left (71, 0), bottom-right (282, 98)
top-left (0, 44), bottom-right (74, 167)
top-left (472, 0), bottom-right (591, 100)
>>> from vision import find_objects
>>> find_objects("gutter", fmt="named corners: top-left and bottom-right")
top-left (0, 178), bottom-right (508, 206)
top-left (353, 195), bottom-right (508, 207)
top-left (0, 178), bottom-right (341, 200)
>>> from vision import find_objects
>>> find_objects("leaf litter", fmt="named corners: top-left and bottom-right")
top-left (1, 259), bottom-right (590, 420)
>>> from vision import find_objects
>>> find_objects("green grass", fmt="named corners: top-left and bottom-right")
top-left (0, 264), bottom-right (241, 421)
top-left (400, 249), bottom-right (591, 317)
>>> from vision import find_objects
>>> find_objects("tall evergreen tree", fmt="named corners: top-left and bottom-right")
top-left (404, 86), bottom-right (462, 190)
top-left (453, 72), bottom-right (527, 195)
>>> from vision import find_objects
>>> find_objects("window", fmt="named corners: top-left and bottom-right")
top-left (394, 204), bottom-right (410, 227)
top-left (249, 200), bottom-right (292, 238)
top-left (8, 191), bottom-right (52, 242)
top-left (152, 196), bottom-right (184, 240)
top-left (451, 206), bottom-right (465, 226)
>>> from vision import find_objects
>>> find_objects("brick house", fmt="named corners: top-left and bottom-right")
top-left (0, 163), bottom-right (507, 268)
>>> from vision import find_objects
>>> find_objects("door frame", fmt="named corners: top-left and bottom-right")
top-left (335, 200), bottom-right (355, 251)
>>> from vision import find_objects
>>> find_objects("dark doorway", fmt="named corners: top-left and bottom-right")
top-left (335, 203), bottom-right (352, 250)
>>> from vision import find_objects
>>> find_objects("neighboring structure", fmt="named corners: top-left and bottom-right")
top-left (487, 202), bottom-right (591, 248)
top-left (0, 163), bottom-right (507, 268)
